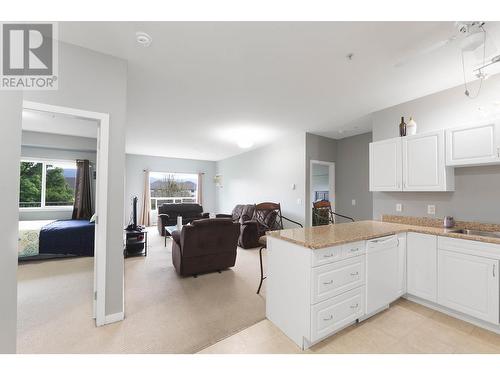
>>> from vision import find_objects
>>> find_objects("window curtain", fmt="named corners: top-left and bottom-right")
top-left (72, 159), bottom-right (93, 220)
top-left (197, 172), bottom-right (203, 206)
top-left (139, 169), bottom-right (151, 227)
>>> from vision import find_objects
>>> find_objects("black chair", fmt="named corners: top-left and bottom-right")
top-left (312, 200), bottom-right (354, 225)
top-left (255, 202), bottom-right (303, 294)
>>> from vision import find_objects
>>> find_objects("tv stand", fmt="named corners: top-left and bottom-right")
top-left (124, 227), bottom-right (148, 258)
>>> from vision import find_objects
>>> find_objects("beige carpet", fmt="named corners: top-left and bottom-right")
top-left (17, 227), bottom-right (266, 353)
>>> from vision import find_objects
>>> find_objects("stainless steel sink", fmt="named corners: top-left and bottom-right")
top-left (447, 228), bottom-right (500, 239)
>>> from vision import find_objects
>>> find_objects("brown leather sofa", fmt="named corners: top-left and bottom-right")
top-left (157, 203), bottom-right (209, 236)
top-left (216, 204), bottom-right (260, 249)
top-left (171, 218), bottom-right (240, 277)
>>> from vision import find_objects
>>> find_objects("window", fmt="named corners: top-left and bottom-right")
top-left (19, 160), bottom-right (77, 209)
top-left (149, 172), bottom-right (198, 211)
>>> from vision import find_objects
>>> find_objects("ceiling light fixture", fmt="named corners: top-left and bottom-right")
top-left (136, 32), bottom-right (152, 47)
top-left (237, 139), bottom-right (254, 149)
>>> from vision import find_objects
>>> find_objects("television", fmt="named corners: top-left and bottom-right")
top-left (126, 196), bottom-right (139, 231)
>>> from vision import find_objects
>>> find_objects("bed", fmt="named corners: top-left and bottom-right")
top-left (18, 219), bottom-right (95, 260)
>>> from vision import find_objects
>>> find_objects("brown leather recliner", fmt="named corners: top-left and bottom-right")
top-left (216, 204), bottom-right (260, 249)
top-left (171, 218), bottom-right (240, 277)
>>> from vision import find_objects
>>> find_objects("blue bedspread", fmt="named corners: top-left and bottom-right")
top-left (39, 219), bottom-right (95, 257)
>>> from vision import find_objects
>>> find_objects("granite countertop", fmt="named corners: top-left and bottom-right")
top-left (266, 219), bottom-right (500, 249)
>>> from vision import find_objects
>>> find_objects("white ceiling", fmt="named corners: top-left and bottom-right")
top-left (58, 21), bottom-right (500, 161)
top-left (22, 109), bottom-right (98, 138)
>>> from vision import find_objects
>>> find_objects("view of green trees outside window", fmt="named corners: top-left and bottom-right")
top-left (19, 161), bottom-right (77, 208)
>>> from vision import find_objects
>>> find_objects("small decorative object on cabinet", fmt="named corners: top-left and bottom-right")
top-left (407, 116), bottom-right (417, 135)
top-left (443, 216), bottom-right (455, 228)
top-left (399, 116), bottom-right (407, 137)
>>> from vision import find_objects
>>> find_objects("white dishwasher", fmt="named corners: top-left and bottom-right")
top-left (366, 235), bottom-right (399, 316)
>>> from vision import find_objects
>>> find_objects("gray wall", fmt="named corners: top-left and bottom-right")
top-left (372, 74), bottom-right (500, 223)
top-left (336, 132), bottom-right (373, 221)
top-left (305, 133), bottom-right (337, 224)
top-left (20, 131), bottom-right (98, 221)
top-left (125, 154), bottom-right (217, 221)
top-left (0, 92), bottom-right (23, 353)
top-left (23, 41), bottom-right (127, 317)
top-left (216, 132), bottom-right (306, 226)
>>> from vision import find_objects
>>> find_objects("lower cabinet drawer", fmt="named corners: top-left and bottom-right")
top-left (311, 255), bottom-right (365, 304)
top-left (310, 286), bottom-right (365, 342)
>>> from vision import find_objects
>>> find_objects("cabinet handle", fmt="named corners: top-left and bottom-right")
top-left (323, 280), bottom-right (334, 285)
top-left (494, 264), bottom-right (496, 278)
top-left (349, 248), bottom-right (359, 253)
top-left (497, 147), bottom-right (499, 158)
top-left (350, 272), bottom-right (359, 276)
top-left (323, 253), bottom-right (334, 258)
top-left (323, 314), bottom-right (334, 321)
top-left (350, 303), bottom-right (359, 309)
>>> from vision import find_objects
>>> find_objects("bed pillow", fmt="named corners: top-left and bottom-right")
top-left (90, 213), bottom-right (97, 223)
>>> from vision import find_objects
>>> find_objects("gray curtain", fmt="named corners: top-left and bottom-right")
top-left (72, 159), bottom-right (93, 220)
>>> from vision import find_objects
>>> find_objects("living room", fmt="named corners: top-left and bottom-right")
top-left (3, 1), bottom-right (500, 373)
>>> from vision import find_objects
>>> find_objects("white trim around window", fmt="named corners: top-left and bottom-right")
top-left (19, 158), bottom-right (77, 211)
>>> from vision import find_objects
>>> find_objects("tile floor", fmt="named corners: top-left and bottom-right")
top-left (198, 298), bottom-right (500, 354)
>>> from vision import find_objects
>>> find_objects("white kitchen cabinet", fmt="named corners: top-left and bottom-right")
top-left (369, 137), bottom-right (402, 191)
top-left (438, 249), bottom-right (499, 324)
top-left (402, 130), bottom-right (454, 191)
top-left (446, 121), bottom-right (500, 167)
top-left (407, 233), bottom-right (437, 302)
top-left (369, 130), bottom-right (453, 192)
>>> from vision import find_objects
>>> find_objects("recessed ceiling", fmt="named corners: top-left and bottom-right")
top-left (58, 21), bottom-right (500, 160)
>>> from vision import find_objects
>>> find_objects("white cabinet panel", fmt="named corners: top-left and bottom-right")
top-left (402, 130), bottom-right (454, 191)
top-left (311, 256), bottom-right (365, 304)
top-left (407, 233), bottom-right (437, 302)
top-left (446, 122), bottom-right (500, 166)
top-left (369, 138), bottom-right (402, 191)
top-left (438, 249), bottom-right (499, 324)
top-left (310, 287), bottom-right (365, 342)
top-left (396, 233), bottom-right (407, 298)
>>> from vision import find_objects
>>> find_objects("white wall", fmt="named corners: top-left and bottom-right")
top-left (23, 41), bottom-right (128, 317)
top-left (372, 74), bottom-right (500, 222)
top-left (0, 92), bottom-right (23, 353)
top-left (216, 132), bottom-right (306, 226)
top-left (125, 154), bottom-right (217, 223)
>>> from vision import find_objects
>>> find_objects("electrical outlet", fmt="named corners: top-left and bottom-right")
top-left (427, 205), bottom-right (436, 215)
top-left (351, 199), bottom-right (356, 206)
top-left (297, 198), bottom-right (302, 205)
top-left (396, 203), bottom-right (402, 212)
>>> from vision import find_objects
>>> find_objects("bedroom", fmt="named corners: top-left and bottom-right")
top-left (17, 107), bottom-right (99, 347)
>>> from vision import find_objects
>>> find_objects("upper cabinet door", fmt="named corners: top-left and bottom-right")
top-left (446, 122), bottom-right (500, 167)
top-left (369, 138), bottom-right (402, 191)
top-left (402, 130), bottom-right (454, 191)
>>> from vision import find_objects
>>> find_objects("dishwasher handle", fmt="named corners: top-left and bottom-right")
top-left (367, 235), bottom-right (399, 250)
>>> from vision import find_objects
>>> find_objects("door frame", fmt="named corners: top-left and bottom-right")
top-left (309, 160), bottom-right (335, 226)
top-left (22, 100), bottom-right (110, 327)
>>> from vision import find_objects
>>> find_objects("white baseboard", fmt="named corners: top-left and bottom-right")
top-left (104, 311), bottom-right (124, 325)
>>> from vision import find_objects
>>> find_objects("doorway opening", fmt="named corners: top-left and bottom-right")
top-left (309, 160), bottom-right (335, 226)
top-left (17, 101), bottom-right (110, 341)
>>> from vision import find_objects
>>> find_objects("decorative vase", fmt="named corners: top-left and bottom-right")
top-left (399, 116), bottom-right (407, 137)
top-left (407, 116), bottom-right (417, 135)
